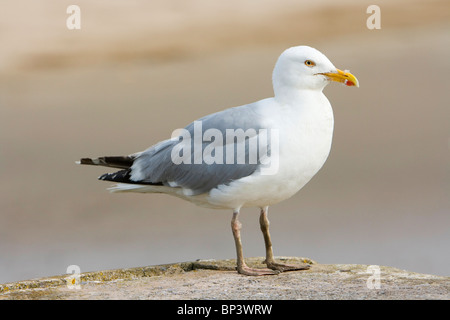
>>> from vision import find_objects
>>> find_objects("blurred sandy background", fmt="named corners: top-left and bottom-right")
top-left (0, 0), bottom-right (449, 284)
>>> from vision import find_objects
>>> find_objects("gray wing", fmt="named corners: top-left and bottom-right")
top-left (130, 103), bottom-right (272, 195)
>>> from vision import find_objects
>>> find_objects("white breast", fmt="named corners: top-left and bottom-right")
top-left (205, 93), bottom-right (334, 210)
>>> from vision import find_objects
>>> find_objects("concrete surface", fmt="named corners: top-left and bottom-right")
top-left (1, 257), bottom-right (448, 300)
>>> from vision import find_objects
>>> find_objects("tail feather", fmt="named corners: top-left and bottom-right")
top-left (107, 183), bottom-right (162, 193)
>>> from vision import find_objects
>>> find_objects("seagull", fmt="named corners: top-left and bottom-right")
top-left (78, 46), bottom-right (359, 276)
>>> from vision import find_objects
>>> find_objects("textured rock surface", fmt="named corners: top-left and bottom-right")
top-left (1, 257), bottom-right (448, 300)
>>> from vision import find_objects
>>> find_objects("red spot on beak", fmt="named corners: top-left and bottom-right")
top-left (344, 79), bottom-right (355, 87)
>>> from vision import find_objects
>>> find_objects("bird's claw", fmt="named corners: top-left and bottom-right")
top-left (265, 260), bottom-right (311, 272)
top-left (237, 264), bottom-right (280, 276)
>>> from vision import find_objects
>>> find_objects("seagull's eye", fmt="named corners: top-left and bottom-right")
top-left (304, 60), bottom-right (316, 67)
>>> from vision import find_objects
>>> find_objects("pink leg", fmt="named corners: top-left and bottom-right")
top-left (231, 210), bottom-right (279, 276)
top-left (259, 207), bottom-right (310, 272)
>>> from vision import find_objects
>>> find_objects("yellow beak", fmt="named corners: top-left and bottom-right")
top-left (319, 69), bottom-right (359, 87)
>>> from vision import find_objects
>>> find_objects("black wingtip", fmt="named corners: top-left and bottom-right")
top-left (78, 156), bottom-right (135, 169)
top-left (99, 169), bottom-right (133, 183)
top-left (99, 169), bottom-right (164, 186)
top-left (79, 158), bottom-right (96, 165)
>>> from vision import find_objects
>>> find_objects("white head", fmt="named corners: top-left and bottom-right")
top-left (272, 46), bottom-right (358, 98)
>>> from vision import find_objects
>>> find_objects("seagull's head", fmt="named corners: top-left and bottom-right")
top-left (272, 46), bottom-right (359, 96)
